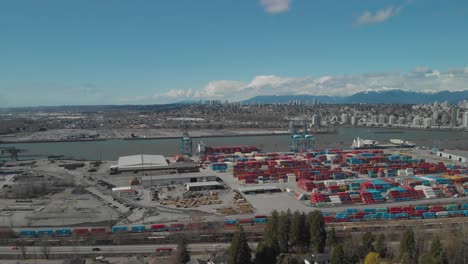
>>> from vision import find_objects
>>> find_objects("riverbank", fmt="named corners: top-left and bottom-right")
top-left (0, 128), bottom-right (290, 144)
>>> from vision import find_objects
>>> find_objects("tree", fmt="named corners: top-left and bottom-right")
top-left (364, 252), bottom-right (380, 264)
top-left (38, 237), bottom-right (51, 259)
top-left (256, 210), bottom-right (280, 262)
top-left (330, 244), bottom-right (345, 264)
top-left (361, 232), bottom-right (375, 257)
top-left (374, 234), bottom-right (387, 258)
top-left (400, 227), bottom-right (416, 264)
top-left (289, 211), bottom-right (303, 251)
top-left (280, 254), bottom-right (300, 264)
top-left (309, 211), bottom-right (327, 253)
top-left (278, 210), bottom-right (292, 253)
top-left (254, 242), bottom-right (277, 264)
top-left (228, 225), bottom-right (252, 264)
top-left (17, 238), bottom-right (27, 259)
top-left (423, 235), bottom-right (448, 264)
top-left (172, 237), bottom-right (190, 264)
top-left (327, 226), bottom-right (339, 251)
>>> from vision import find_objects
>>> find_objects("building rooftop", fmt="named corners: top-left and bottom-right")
top-left (437, 149), bottom-right (468, 157)
top-left (117, 154), bottom-right (168, 168)
top-left (238, 185), bottom-right (281, 193)
top-left (141, 173), bottom-right (217, 181)
top-left (185, 181), bottom-right (222, 188)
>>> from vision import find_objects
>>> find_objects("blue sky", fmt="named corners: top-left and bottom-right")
top-left (1, 0), bottom-right (467, 106)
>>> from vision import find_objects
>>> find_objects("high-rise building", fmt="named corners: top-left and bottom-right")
top-left (398, 117), bottom-right (407, 125)
top-left (412, 116), bottom-right (422, 126)
top-left (371, 115), bottom-right (378, 124)
top-left (441, 112), bottom-right (449, 124)
top-left (451, 107), bottom-right (458, 126)
top-left (351, 115), bottom-right (358, 126)
top-left (378, 115), bottom-right (386, 125)
top-left (388, 115), bottom-right (396, 125)
top-left (423, 117), bottom-right (432, 127)
top-left (312, 114), bottom-right (321, 127)
top-left (463, 112), bottom-right (468, 128)
top-left (341, 113), bottom-right (350, 125)
top-left (432, 110), bottom-right (438, 123)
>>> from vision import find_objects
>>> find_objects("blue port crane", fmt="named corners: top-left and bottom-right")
top-left (289, 119), bottom-right (315, 153)
top-left (180, 123), bottom-right (193, 156)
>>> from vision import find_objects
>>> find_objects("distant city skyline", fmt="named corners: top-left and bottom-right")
top-left (1, 0), bottom-right (467, 107)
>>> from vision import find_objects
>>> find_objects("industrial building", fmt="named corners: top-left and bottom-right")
top-left (109, 154), bottom-right (199, 174)
top-left (111, 186), bottom-right (137, 198)
top-left (238, 185), bottom-right (282, 195)
top-left (185, 181), bottom-right (223, 191)
top-left (436, 150), bottom-right (467, 163)
top-left (141, 173), bottom-right (217, 187)
top-left (110, 155), bottom-right (168, 172)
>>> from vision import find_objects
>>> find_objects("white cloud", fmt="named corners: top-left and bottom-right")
top-left (355, 6), bottom-right (401, 26)
top-left (150, 67), bottom-right (468, 103)
top-left (260, 0), bottom-right (292, 14)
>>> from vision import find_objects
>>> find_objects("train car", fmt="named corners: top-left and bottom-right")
top-left (37, 230), bottom-right (53, 237)
top-left (112, 226), bottom-right (128, 233)
top-left (73, 228), bottom-right (89, 236)
top-left (90, 227), bottom-right (107, 235)
top-left (238, 218), bottom-right (254, 226)
top-left (55, 229), bottom-right (72, 237)
top-left (150, 224), bottom-right (168, 232)
top-left (0, 228), bottom-right (16, 238)
top-left (224, 219), bottom-right (237, 227)
top-left (253, 218), bottom-right (268, 224)
top-left (461, 204), bottom-right (468, 210)
top-left (19, 230), bottom-right (36, 238)
top-left (169, 223), bottom-right (185, 231)
top-left (131, 225), bottom-right (146, 233)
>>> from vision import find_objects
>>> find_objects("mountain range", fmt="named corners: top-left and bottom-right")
top-left (242, 89), bottom-right (468, 104)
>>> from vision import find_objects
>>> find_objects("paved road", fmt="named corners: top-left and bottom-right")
top-left (0, 243), bottom-right (258, 255)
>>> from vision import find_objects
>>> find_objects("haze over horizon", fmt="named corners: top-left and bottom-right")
top-left (1, 0), bottom-right (467, 107)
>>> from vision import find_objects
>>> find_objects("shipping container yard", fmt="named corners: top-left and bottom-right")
top-left (1, 142), bottom-right (468, 236)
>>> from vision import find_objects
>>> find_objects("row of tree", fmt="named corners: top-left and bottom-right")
top-left (226, 209), bottom-right (468, 264)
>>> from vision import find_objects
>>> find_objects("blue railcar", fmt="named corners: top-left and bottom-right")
top-left (55, 229), bottom-right (72, 237)
top-left (20, 230), bottom-right (36, 237)
top-left (131, 226), bottom-right (146, 233)
top-left (461, 204), bottom-right (468, 210)
top-left (37, 230), bottom-right (53, 236)
top-left (224, 219), bottom-right (237, 225)
top-left (112, 226), bottom-right (128, 233)
top-left (254, 218), bottom-right (268, 224)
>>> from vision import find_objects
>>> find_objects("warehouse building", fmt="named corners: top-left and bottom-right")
top-left (141, 173), bottom-right (218, 187)
top-left (238, 185), bottom-right (282, 195)
top-left (185, 181), bottom-right (223, 191)
top-left (436, 150), bottom-right (467, 163)
top-left (109, 154), bottom-right (199, 174)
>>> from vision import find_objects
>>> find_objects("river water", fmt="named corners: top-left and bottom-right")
top-left (2, 127), bottom-right (468, 160)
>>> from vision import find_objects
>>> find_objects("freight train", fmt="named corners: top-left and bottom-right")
top-left (6, 204), bottom-right (468, 238)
